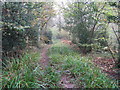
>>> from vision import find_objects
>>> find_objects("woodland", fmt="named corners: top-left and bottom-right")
top-left (1, 1), bottom-right (120, 88)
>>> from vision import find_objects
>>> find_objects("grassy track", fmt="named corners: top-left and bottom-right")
top-left (48, 41), bottom-right (118, 88)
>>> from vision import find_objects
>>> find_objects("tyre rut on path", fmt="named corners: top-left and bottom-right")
top-left (59, 40), bottom-right (77, 88)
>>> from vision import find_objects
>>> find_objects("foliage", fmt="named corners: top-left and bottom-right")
top-left (2, 24), bottom-right (26, 53)
top-left (63, 2), bottom-right (118, 54)
top-left (2, 2), bottom-right (54, 61)
top-left (107, 2), bottom-right (120, 67)
top-left (43, 30), bottom-right (53, 44)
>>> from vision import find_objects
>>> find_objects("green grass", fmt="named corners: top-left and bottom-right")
top-left (2, 50), bottom-right (60, 88)
top-left (48, 42), bottom-right (118, 88)
top-left (2, 41), bottom-right (118, 88)
top-left (2, 52), bottom-right (41, 88)
top-left (33, 65), bottom-right (60, 88)
top-left (2, 45), bottom-right (62, 89)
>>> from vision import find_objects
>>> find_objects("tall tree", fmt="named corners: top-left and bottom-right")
top-left (63, 2), bottom-right (109, 54)
top-left (2, 2), bottom-right (54, 59)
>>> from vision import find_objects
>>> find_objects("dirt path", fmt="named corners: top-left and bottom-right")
top-left (59, 74), bottom-right (76, 88)
top-left (40, 45), bottom-right (51, 69)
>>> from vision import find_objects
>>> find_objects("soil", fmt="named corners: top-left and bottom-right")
top-left (93, 57), bottom-right (120, 80)
top-left (59, 74), bottom-right (76, 88)
top-left (40, 45), bottom-right (51, 69)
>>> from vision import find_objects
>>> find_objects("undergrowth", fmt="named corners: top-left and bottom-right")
top-left (2, 52), bottom-right (40, 88)
top-left (2, 41), bottom-right (118, 88)
top-left (2, 47), bottom-right (60, 89)
top-left (48, 42), bottom-right (118, 88)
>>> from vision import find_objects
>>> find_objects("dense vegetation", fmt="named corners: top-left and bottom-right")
top-left (63, 2), bottom-right (119, 55)
top-left (1, 1), bottom-right (119, 89)
top-left (2, 2), bottom-right (54, 62)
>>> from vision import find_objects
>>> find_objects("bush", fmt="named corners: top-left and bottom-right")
top-left (2, 24), bottom-right (27, 66)
top-left (42, 31), bottom-right (53, 44)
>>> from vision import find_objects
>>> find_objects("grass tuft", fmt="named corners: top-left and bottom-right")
top-left (2, 52), bottom-right (40, 88)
